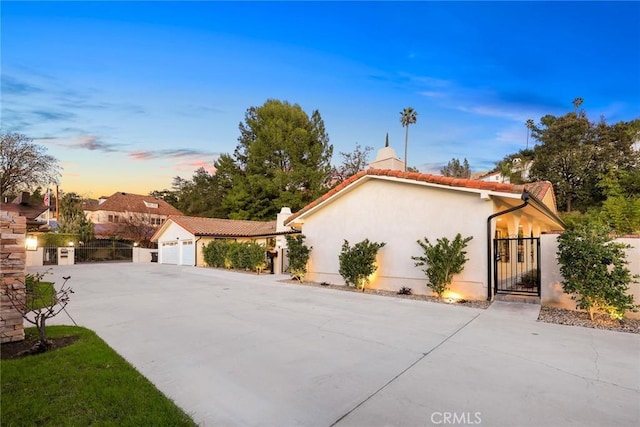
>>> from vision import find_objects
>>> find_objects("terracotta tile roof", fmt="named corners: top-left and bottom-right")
top-left (1, 202), bottom-right (49, 221)
top-left (166, 215), bottom-right (278, 237)
top-left (286, 168), bottom-right (556, 224)
top-left (86, 192), bottom-right (183, 216)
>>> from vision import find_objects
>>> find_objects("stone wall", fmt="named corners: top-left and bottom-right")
top-left (1, 210), bottom-right (26, 343)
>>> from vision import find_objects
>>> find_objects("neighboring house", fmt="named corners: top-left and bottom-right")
top-left (84, 192), bottom-right (183, 241)
top-left (477, 170), bottom-right (509, 184)
top-left (3, 192), bottom-right (54, 230)
top-left (151, 208), bottom-right (297, 269)
top-left (285, 148), bottom-right (564, 301)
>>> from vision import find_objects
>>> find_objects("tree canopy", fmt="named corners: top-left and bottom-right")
top-left (529, 109), bottom-right (639, 212)
top-left (215, 99), bottom-right (333, 220)
top-left (333, 143), bottom-right (373, 183)
top-left (57, 192), bottom-right (94, 242)
top-left (441, 158), bottom-right (471, 178)
top-left (1, 132), bottom-right (61, 197)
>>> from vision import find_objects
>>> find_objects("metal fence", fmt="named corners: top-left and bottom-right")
top-left (493, 237), bottom-right (540, 296)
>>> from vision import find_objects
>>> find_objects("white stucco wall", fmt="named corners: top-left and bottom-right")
top-left (132, 247), bottom-right (155, 263)
top-left (540, 234), bottom-right (640, 319)
top-left (155, 222), bottom-right (194, 264)
top-left (25, 248), bottom-right (44, 267)
top-left (300, 178), bottom-right (494, 299)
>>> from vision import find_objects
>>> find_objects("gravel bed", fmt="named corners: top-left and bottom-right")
top-left (277, 279), bottom-right (491, 309)
top-left (538, 306), bottom-right (640, 334)
top-left (278, 279), bottom-right (639, 332)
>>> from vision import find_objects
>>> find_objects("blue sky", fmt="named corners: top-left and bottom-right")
top-left (2, 1), bottom-right (639, 198)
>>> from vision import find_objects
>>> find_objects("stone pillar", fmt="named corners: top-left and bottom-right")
top-left (1, 211), bottom-right (26, 343)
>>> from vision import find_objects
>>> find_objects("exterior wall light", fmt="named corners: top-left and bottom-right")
top-left (25, 236), bottom-right (38, 251)
top-left (68, 241), bottom-right (75, 247)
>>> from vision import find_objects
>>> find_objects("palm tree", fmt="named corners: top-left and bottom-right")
top-left (572, 97), bottom-right (583, 112)
top-left (400, 107), bottom-right (418, 171)
top-left (525, 119), bottom-right (534, 150)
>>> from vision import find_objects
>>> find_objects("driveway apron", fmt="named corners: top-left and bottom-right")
top-left (38, 264), bottom-right (640, 427)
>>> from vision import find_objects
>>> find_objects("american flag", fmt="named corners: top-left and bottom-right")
top-left (43, 189), bottom-right (50, 207)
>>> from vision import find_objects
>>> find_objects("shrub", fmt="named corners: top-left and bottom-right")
top-left (285, 235), bottom-right (312, 281)
top-left (557, 222), bottom-right (639, 320)
top-left (338, 239), bottom-right (385, 291)
top-left (202, 240), bottom-right (266, 273)
top-left (518, 270), bottom-right (538, 287)
top-left (412, 234), bottom-right (473, 299)
top-left (398, 286), bottom-right (412, 295)
top-left (202, 240), bottom-right (231, 268)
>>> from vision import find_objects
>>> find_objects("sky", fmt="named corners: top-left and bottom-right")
top-left (2, 1), bottom-right (639, 198)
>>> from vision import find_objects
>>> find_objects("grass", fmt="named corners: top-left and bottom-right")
top-left (26, 280), bottom-right (56, 310)
top-left (1, 326), bottom-right (197, 427)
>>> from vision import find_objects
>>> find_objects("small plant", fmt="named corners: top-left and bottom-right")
top-left (286, 235), bottom-right (312, 281)
top-left (338, 239), bottom-right (386, 291)
top-left (6, 271), bottom-right (73, 353)
top-left (518, 270), bottom-right (538, 287)
top-left (397, 286), bottom-right (412, 295)
top-left (412, 234), bottom-right (473, 299)
top-left (557, 222), bottom-right (639, 320)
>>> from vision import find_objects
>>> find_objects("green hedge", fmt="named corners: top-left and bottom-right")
top-left (202, 240), bottom-right (267, 273)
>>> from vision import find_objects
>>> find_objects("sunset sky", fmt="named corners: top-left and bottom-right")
top-left (2, 1), bottom-right (639, 198)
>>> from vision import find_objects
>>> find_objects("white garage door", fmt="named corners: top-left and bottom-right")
top-left (180, 240), bottom-right (195, 266)
top-left (161, 241), bottom-right (178, 265)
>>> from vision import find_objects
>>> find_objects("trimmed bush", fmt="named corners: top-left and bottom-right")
top-left (202, 240), bottom-right (267, 273)
top-left (285, 235), bottom-right (312, 281)
top-left (557, 222), bottom-right (639, 320)
top-left (412, 234), bottom-right (473, 299)
top-left (338, 239), bottom-right (385, 291)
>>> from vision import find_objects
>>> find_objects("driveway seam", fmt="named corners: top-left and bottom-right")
top-left (329, 311), bottom-right (482, 427)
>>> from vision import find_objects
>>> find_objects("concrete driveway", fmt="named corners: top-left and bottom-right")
top-left (37, 263), bottom-right (640, 427)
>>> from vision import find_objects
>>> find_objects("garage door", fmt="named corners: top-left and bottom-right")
top-left (180, 240), bottom-right (195, 266)
top-left (161, 241), bottom-right (178, 264)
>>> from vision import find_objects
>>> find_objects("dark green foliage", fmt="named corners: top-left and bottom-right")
top-left (36, 232), bottom-right (80, 247)
top-left (169, 168), bottom-right (230, 218)
top-left (518, 270), bottom-right (538, 288)
top-left (202, 240), bottom-right (267, 273)
top-left (598, 168), bottom-right (640, 234)
top-left (528, 108), bottom-right (640, 212)
top-left (202, 239), bottom-right (231, 268)
top-left (412, 234), bottom-right (473, 299)
top-left (441, 158), bottom-right (471, 178)
top-left (398, 286), bottom-right (412, 295)
top-left (557, 223), bottom-right (638, 320)
top-left (57, 192), bottom-right (94, 242)
top-left (215, 99), bottom-right (334, 220)
top-left (338, 239), bottom-right (386, 291)
top-left (285, 235), bottom-right (312, 281)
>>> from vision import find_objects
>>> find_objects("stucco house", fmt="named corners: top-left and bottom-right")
top-left (83, 192), bottom-right (183, 241)
top-left (151, 209), bottom-right (296, 270)
top-left (285, 149), bottom-right (564, 301)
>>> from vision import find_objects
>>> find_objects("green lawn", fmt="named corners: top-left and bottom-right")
top-left (26, 280), bottom-right (56, 309)
top-left (1, 326), bottom-right (197, 427)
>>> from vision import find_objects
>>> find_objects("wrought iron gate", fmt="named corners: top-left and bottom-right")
top-left (74, 240), bottom-right (133, 263)
top-left (493, 237), bottom-right (540, 295)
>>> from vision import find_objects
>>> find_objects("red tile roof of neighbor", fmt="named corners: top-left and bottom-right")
top-left (84, 192), bottom-right (183, 216)
top-left (165, 215), bottom-right (278, 237)
top-left (286, 168), bottom-right (556, 224)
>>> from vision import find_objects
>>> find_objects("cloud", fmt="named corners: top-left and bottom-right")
top-left (129, 148), bottom-right (220, 160)
top-left (1, 75), bottom-right (42, 95)
top-left (32, 110), bottom-right (76, 121)
top-left (36, 135), bottom-right (123, 153)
